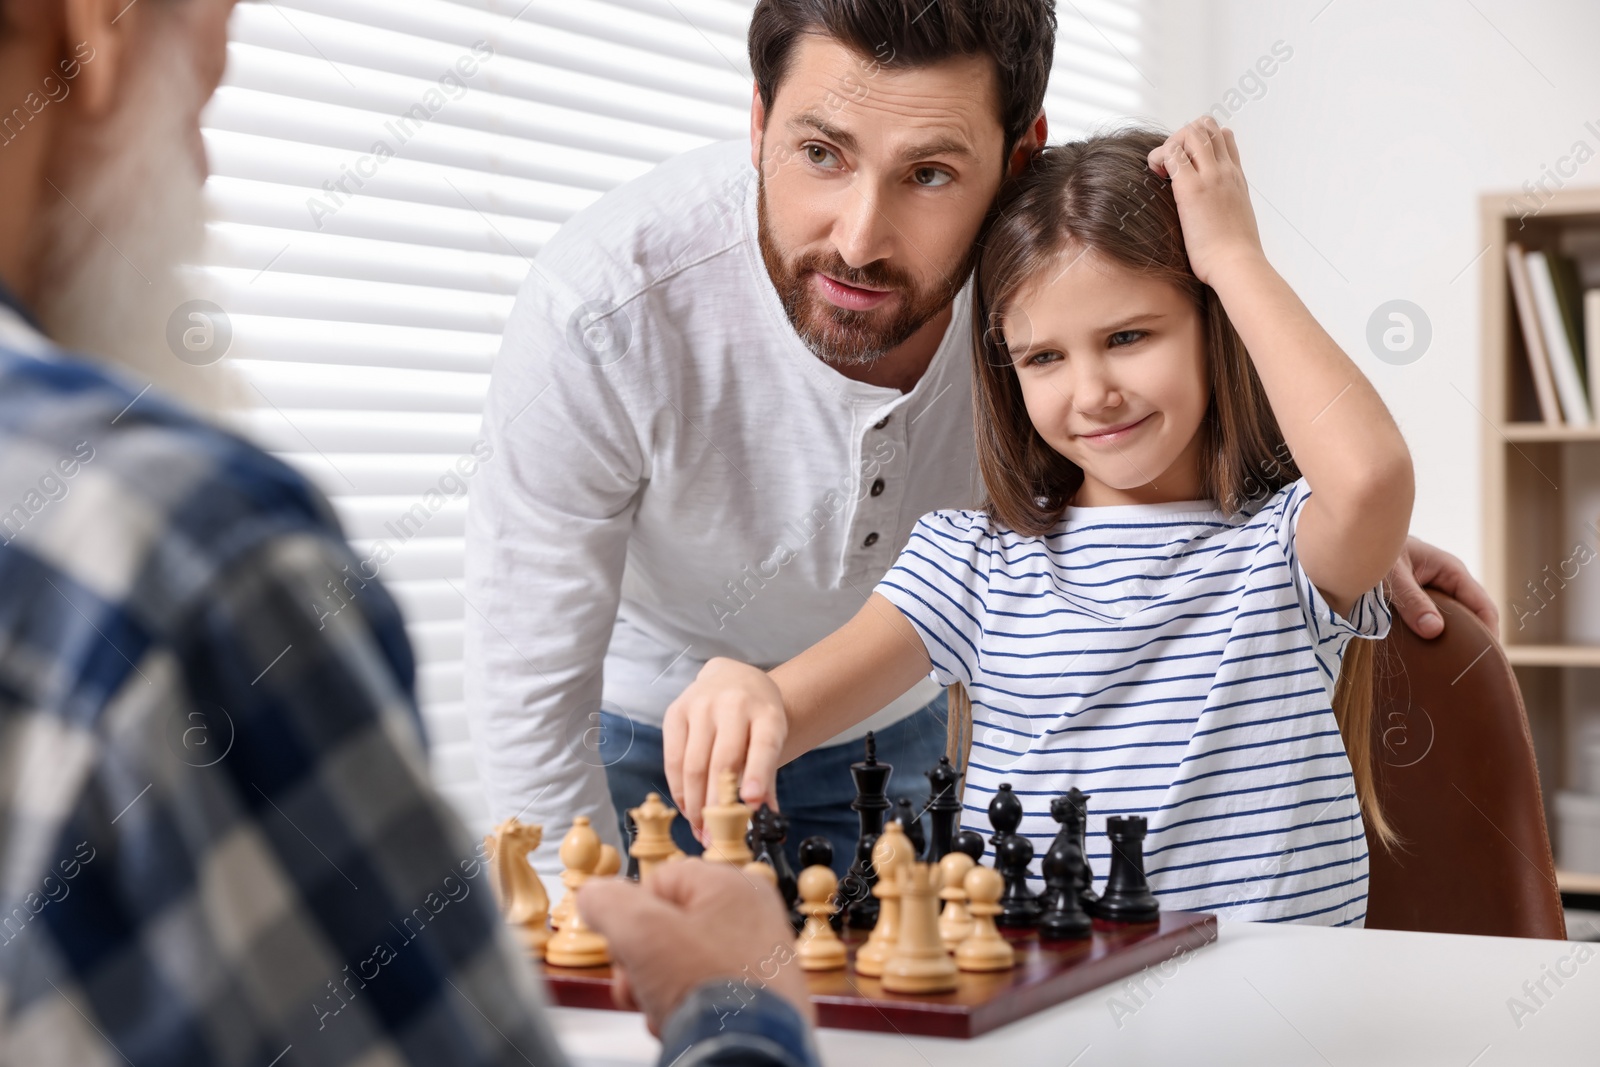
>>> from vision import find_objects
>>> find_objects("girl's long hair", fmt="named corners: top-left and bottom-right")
top-left (966, 127), bottom-right (1396, 848)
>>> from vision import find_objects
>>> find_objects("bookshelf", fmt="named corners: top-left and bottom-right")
top-left (1480, 185), bottom-right (1600, 902)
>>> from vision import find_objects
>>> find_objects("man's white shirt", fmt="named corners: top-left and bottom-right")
top-left (464, 139), bottom-right (981, 867)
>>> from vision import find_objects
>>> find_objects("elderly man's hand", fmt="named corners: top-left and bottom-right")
top-left (576, 858), bottom-right (813, 1037)
top-left (1385, 535), bottom-right (1499, 639)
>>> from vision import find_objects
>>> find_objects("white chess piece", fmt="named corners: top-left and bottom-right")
top-left (795, 865), bottom-right (847, 972)
top-left (937, 851), bottom-right (976, 952)
top-left (955, 865), bottom-right (1014, 972)
top-left (884, 861), bottom-right (959, 993)
top-left (854, 822), bottom-right (912, 978)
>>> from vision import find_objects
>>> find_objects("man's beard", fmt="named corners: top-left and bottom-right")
top-left (31, 31), bottom-right (236, 413)
top-left (755, 164), bottom-right (976, 369)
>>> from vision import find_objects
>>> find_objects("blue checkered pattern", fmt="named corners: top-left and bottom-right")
top-left (0, 288), bottom-right (819, 1067)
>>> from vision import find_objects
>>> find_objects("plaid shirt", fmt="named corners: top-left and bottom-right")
top-left (0, 289), bottom-right (819, 1067)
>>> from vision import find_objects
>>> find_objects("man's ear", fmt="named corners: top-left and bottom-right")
top-left (1006, 111), bottom-right (1049, 178)
top-left (60, 0), bottom-right (134, 118)
top-left (749, 81), bottom-right (765, 172)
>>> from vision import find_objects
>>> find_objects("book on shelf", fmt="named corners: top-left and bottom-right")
top-left (1524, 248), bottom-right (1591, 424)
top-left (1557, 226), bottom-right (1600, 420)
top-left (1506, 242), bottom-right (1564, 425)
top-left (1545, 248), bottom-right (1588, 391)
top-left (1589, 290), bottom-right (1600, 400)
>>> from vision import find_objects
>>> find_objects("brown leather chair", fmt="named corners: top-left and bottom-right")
top-left (1363, 591), bottom-right (1567, 939)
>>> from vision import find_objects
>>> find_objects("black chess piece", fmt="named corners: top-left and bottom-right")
top-left (793, 838), bottom-right (844, 927)
top-left (1037, 800), bottom-right (1092, 940)
top-left (1063, 787), bottom-right (1098, 909)
top-left (989, 783), bottom-right (1040, 928)
top-left (798, 835), bottom-right (843, 932)
top-left (749, 803), bottom-right (803, 932)
top-left (924, 756), bottom-right (963, 862)
top-left (994, 834), bottom-right (1040, 928)
top-left (1087, 815), bottom-right (1160, 924)
top-left (951, 829), bottom-right (986, 864)
top-left (890, 797), bottom-right (927, 859)
top-left (623, 811), bottom-right (641, 881)
top-left (839, 731), bottom-right (892, 930)
top-left (797, 835), bottom-right (834, 873)
top-left (987, 781), bottom-right (1024, 849)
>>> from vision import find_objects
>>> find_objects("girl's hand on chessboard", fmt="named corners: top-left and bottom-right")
top-left (577, 859), bottom-right (814, 1037)
top-left (663, 656), bottom-right (789, 836)
top-left (1145, 116), bottom-right (1266, 288)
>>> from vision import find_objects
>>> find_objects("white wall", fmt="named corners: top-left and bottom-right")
top-left (1141, 0), bottom-right (1600, 582)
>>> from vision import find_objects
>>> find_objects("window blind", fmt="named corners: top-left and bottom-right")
top-left (199, 0), bottom-right (1150, 836)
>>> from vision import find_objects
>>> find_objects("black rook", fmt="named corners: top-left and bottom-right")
top-left (1088, 815), bottom-right (1160, 924)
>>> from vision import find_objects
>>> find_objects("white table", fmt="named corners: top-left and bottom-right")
top-left (548, 921), bottom-right (1599, 1067)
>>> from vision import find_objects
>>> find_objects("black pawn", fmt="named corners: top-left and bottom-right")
top-left (749, 804), bottom-right (802, 932)
top-left (951, 829), bottom-right (986, 864)
top-left (623, 811), bottom-right (641, 881)
top-left (1037, 801), bottom-right (1091, 940)
top-left (1064, 787), bottom-right (1098, 909)
top-left (891, 797), bottom-right (926, 859)
top-left (1087, 815), bottom-right (1160, 924)
top-left (839, 732), bottom-right (892, 930)
top-left (989, 783), bottom-right (1040, 928)
top-left (924, 756), bottom-right (963, 863)
top-left (994, 835), bottom-right (1040, 928)
top-left (798, 835), bottom-right (843, 932)
top-left (797, 835), bottom-right (834, 873)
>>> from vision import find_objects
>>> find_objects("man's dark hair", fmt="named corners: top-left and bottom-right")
top-left (748, 0), bottom-right (1056, 153)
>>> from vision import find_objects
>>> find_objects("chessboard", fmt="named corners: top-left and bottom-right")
top-left (495, 736), bottom-right (1223, 1039)
top-left (542, 912), bottom-right (1217, 1039)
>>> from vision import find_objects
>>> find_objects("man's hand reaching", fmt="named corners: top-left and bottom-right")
top-left (576, 859), bottom-right (814, 1038)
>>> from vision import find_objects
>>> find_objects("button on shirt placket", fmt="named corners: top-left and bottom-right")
top-left (852, 412), bottom-right (903, 577)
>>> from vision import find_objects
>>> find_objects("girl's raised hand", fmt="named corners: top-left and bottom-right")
top-left (661, 656), bottom-right (789, 839)
top-left (1147, 116), bottom-right (1265, 287)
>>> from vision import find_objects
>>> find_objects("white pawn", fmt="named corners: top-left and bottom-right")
top-left (937, 851), bottom-right (976, 952)
top-left (955, 865), bottom-right (1014, 972)
top-left (795, 865), bottom-right (847, 971)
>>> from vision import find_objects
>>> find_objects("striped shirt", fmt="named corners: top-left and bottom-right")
top-left (874, 479), bottom-right (1388, 926)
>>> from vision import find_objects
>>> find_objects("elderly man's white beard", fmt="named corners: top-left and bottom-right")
top-left (32, 36), bottom-right (236, 414)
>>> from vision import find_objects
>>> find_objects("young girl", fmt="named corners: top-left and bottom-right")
top-left (662, 119), bottom-right (1413, 926)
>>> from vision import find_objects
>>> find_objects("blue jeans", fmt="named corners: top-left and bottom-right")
top-left (598, 689), bottom-right (949, 876)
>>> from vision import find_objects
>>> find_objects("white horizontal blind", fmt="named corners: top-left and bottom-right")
top-left (199, 0), bottom-right (1148, 836)
top-left (1044, 0), bottom-right (1150, 139)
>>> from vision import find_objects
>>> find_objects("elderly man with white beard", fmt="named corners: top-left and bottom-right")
top-left (0, 2), bottom-right (821, 1065)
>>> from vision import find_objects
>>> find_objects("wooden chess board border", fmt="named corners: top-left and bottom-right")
top-left (540, 909), bottom-right (1218, 1039)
